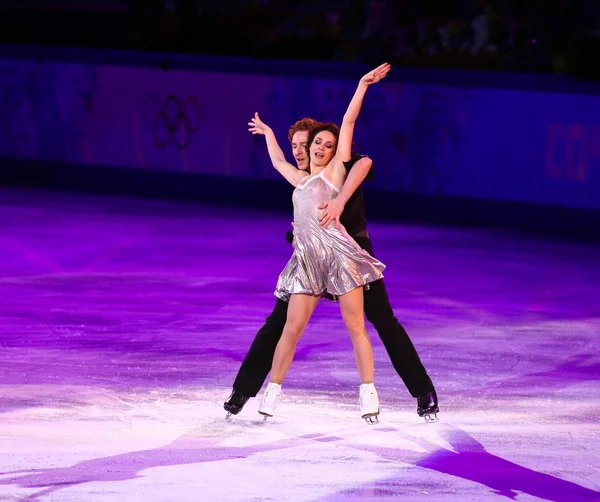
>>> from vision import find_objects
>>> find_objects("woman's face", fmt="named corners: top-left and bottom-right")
top-left (309, 130), bottom-right (337, 168)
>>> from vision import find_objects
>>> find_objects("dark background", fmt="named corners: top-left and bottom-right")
top-left (1, 0), bottom-right (600, 76)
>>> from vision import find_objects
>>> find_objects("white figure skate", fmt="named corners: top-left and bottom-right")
top-left (359, 383), bottom-right (380, 424)
top-left (258, 382), bottom-right (284, 422)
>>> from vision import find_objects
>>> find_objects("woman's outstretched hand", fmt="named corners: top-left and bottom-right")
top-left (248, 112), bottom-right (270, 135)
top-left (360, 62), bottom-right (391, 86)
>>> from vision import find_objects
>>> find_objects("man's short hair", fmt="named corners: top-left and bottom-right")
top-left (288, 118), bottom-right (319, 142)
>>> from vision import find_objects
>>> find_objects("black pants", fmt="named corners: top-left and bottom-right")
top-left (232, 236), bottom-right (434, 398)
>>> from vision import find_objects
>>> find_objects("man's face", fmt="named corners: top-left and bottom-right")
top-left (291, 130), bottom-right (310, 171)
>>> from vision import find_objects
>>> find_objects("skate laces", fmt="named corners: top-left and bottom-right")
top-left (359, 384), bottom-right (376, 408)
top-left (264, 384), bottom-right (283, 406)
top-left (360, 390), bottom-right (374, 407)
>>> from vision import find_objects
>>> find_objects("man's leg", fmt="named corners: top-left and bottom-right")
top-left (225, 298), bottom-right (289, 415)
top-left (353, 236), bottom-right (436, 403)
top-left (363, 278), bottom-right (434, 397)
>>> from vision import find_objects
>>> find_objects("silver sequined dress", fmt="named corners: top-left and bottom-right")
top-left (275, 170), bottom-right (385, 301)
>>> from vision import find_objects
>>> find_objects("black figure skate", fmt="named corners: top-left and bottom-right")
top-left (224, 390), bottom-right (249, 420)
top-left (417, 390), bottom-right (439, 422)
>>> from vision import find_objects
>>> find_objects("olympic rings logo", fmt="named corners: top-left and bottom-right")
top-left (152, 94), bottom-right (201, 150)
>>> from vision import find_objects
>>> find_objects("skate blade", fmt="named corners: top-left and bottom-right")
top-left (258, 412), bottom-right (273, 423)
top-left (362, 414), bottom-right (380, 425)
top-left (423, 413), bottom-right (439, 423)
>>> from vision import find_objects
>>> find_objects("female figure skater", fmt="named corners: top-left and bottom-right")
top-left (248, 63), bottom-right (390, 422)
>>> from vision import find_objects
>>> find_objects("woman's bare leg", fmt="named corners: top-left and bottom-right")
top-left (269, 293), bottom-right (320, 383)
top-left (338, 286), bottom-right (373, 383)
top-left (339, 286), bottom-right (380, 420)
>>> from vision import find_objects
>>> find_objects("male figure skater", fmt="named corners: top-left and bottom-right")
top-left (224, 118), bottom-right (439, 421)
